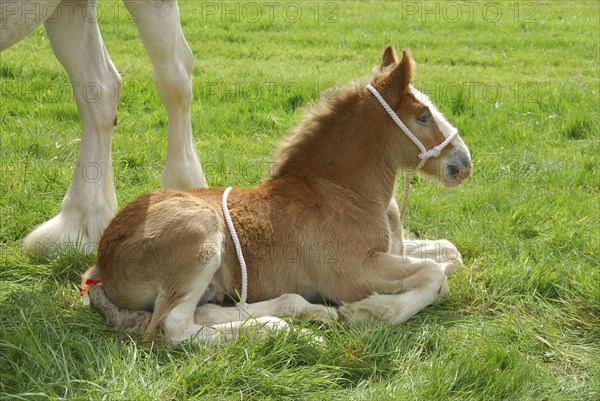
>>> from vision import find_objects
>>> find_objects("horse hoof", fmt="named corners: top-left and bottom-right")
top-left (22, 210), bottom-right (113, 256)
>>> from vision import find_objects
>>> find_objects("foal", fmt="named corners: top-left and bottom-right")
top-left (83, 46), bottom-right (472, 343)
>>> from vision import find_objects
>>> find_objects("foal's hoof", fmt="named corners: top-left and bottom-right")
top-left (338, 300), bottom-right (377, 323)
top-left (437, 239), bottom-right (463, 276)
top-left (300, 305), bottom-right (339, 323)
top-left (438, 275), bottom-right (450, 297)
top-left (253, 316), bottom-right (325, 345)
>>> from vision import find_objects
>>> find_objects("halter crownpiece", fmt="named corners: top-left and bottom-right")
top-left (366, 84), bottom-right (458, 221)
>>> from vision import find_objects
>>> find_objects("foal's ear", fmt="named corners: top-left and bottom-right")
top-left (381, 45), bottom-right (399, 69)
top-left (391, 49), bottom-right (415, 91)
top-left (378, 49), bottom-right (415, 99)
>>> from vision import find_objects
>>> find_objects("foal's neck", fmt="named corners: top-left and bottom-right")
top-left (273, 98), bottom-right (398, 212)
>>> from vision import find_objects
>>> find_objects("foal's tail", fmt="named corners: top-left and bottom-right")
top-left (82, 265), bottom-right (153, 336)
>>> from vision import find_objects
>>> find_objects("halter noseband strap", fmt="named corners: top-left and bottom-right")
top-left (366, 84), bottom-right (457, 170)
top-left (366, 84), bottom-right (458, 222)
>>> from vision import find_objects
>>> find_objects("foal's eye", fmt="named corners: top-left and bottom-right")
top-left (418, 111), bottom-right (432, 124)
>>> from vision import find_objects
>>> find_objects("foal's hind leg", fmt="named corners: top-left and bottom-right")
top-left (23, 0), bottom-right (120, 255)
top-left (157, 242), bottom-right (290, 344)
top-left (194, 294), bottom-right (338, 325)
top-left (164, 291), bottom-right (293, 344)
top-left (125, 0), bottom-right (206, 190)
top-left (159, 246), bottom-right (226, 343)
top-left (190, 295), bottom-right (336, 345)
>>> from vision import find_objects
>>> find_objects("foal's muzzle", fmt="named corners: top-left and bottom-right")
top-left (443, 150), bottom-right (472, 186)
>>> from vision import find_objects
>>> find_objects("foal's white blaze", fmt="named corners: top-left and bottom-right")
top-left (410, 86), bottom-right (468, 152)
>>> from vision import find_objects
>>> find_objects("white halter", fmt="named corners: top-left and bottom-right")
top-left (366, 84), bottom-right (458, 219)
top-left (221, 186), bottom-right (249, 315)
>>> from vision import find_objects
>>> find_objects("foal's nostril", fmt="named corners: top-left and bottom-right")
top-left (446, 164), bottom-right (460, 179)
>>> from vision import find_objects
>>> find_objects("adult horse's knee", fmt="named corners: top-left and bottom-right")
top-left (152, 39), bottom-right (193, 108)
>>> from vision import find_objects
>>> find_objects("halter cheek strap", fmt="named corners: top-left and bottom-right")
top-left (366, 84), bottom-right (458, 219)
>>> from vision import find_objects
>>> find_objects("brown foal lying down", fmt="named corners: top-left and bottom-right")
top-left (82, 45), bottom-right (472, 344)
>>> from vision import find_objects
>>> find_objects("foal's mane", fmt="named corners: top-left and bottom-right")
top-left (272, 68), bottom-right (389, 179)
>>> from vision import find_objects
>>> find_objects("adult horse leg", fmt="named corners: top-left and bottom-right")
top-left (23, 0), bottom-right (120, 255)
top-left (125, 0), bottom-right (206, 190)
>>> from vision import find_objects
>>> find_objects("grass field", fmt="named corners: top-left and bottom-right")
top-left (1, 1), bottom-right (599, 399)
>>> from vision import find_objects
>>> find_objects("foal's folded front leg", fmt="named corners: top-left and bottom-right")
top-left (339, 253), bottom-right (448, 324)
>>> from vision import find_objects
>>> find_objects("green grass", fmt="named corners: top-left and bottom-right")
top-left (1, 1), bottom-right (599, 399)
